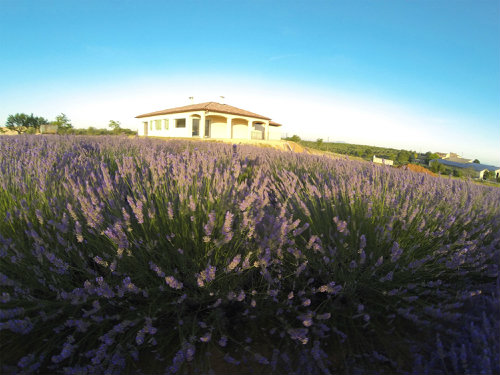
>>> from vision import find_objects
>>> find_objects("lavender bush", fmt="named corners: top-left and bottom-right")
top-left (0, 135), bottom-right (498, 374)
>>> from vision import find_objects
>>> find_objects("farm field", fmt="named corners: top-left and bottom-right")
top-left (0, 135), bottom-right (499, 374)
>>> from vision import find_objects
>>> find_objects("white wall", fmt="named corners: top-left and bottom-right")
top-left (208, 116), bottom-right (229, 138)
top-left (268, 126), bottom-right (282, 140)
top-left (232, 118), bottom-right (249, 139)
top-left (138, 111), bottom-right (205, 138)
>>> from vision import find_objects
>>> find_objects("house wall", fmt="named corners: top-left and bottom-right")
top-left (268, 126), bottom-right (281, 140)
top-left (232, 118), bottom-right (248, 139)
top-left (138, 111), bottom-right (207, 138)
top-left (373, 156), bottom-right (394, 166)
top-left (208, 116), bottom-right (229, 138)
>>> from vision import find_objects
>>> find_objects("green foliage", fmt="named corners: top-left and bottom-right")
top-left (396, 151), bottom-right (411, 164)
top-left (473, 159), bottom-right (480, 164)
top-left (425, 152), bottom-right (440, 164)
top-left (108, 120), bottom-right (122, 132)
top-left (430, 161), bottom-right (445, 173)
top-left (294, 140), bottom-right (420, 166)
top-left (60, 126), bottom-right (137, 136)
top-left (453, 169), bottom-right (463, 178)
top-left (52, 113), bottom-right (72, 129)
top-left (287, 134), bottom-right (301, 142)
top-left (5, 113), bottom-right (47, 134)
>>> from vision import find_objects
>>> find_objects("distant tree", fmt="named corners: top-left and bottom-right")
top-left (396, 151), bottom-right (410, 164)
top-left (430, 161), bottom-right (444, 173)
top-left (316, 138), bottom-right (323, 147)
top-left (363, 148), bottom-right (374, 159)
top-left (289, 134), bottom-right (301, 143)
top-left (6, 113), bottom-right (47, 134)
top-left (473, 159), bottom-right (480, 164)
top-left (52, 113), bottom-right (73, 129)
top-left (425, 152), bottom-right (439, 164)
top-left (108, 120), bottom-right (122, 132)
top-left (452, 169), bottom-right (462, 178)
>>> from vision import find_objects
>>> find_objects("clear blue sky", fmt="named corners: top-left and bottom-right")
top-left (1, 0), bottom-right (499, 164)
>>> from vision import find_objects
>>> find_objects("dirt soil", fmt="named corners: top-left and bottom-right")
top-left (398, 163), bottom-right (437, 177)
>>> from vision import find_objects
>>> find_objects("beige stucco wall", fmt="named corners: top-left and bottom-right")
top-left (232, 118), bottom-right (249, 139)
top-left (207, 116), bottom-right (229, 138)
top-left (137, 111), bottom-right (209, 138)
top-left (268, 126), bottom-right (282, 140)
top-left (373, 156), bottom-right (394, 166)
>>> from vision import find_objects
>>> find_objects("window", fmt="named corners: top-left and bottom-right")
top-left (175, 118), bottom-right (186, 128)
top-left (155, 120), bottom-right (161, 130)
top-left (164, 119), bottom-right (169, 130)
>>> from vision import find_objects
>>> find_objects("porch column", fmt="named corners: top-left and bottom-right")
top-left (264, 120), bottom-right (269, 140)
top-left (200, 113), bottom-right (206, 138)
top-left (248, 120), bottom-right (252, 139)
top-left (226, 116), bottom-right (232, 139)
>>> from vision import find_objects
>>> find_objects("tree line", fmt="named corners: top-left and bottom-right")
top-left (286, 135), bottom-right (438, 166)
top-left (1, 113), bottom-right (136, 136)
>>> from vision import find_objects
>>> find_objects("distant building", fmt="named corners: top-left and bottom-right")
top-left (430, 159), bottom-right (499, 179)
top-left (40, 124), bottom-right (58, 134)
top-left (136, 101), bottom-right (282, 140)
top-left (442, 152), bottom-right (473, 164)
top-left (372, 155), bottom-right (394, 166)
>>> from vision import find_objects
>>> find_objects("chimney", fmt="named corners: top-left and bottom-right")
top-left (220, 96), bottom-right (225, 104)
top-left (189, 96), bottom-right (194, 104)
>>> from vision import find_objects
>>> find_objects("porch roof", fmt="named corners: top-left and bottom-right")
top-left (136, 102), bottom-right (271, 120)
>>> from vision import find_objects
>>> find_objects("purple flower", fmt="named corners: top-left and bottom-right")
top-left (318, 282), bottom-right (342, 295)
top-left (227, 254), bottom-right (241, 271)
top-left (287, 327), bottom-right (309, 344)
top-left (165, 276), bottom-right (183, 290)
top-left (200, 332), bottom-right (211, 343)
top-left (127, 196), bottom-right (144, 224)
top-left (196, 264), bottom-right (216, 287)
top-left (218, 336), bottom-right (228, 347)
top-left (390, 241), bottom-right (403, 262)
top-left (221, 211), bottom-right (234, 243)
top-left (204, 211), bottom-right (216, 237)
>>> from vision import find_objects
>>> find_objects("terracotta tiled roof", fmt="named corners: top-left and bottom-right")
top-left (136, 102), bottom-right (271, 120)
top-left (269, 121), bottom-right (282, 127)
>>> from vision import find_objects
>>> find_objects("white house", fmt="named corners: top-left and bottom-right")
top-left (372, 155), bottom-right (394, 166)
top-left (442, 152), bottom-right (473, 163)
top-left (136, 102), bottom-right (282, 141)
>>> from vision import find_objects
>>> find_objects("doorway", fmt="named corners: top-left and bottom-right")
top-left (204, 119), bottom-right (210, 137)
top-left (192, 119), bottom-right (200, 136)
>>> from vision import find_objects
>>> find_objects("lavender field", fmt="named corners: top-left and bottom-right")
top-left (0, 135), bottom-right (499, 374)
